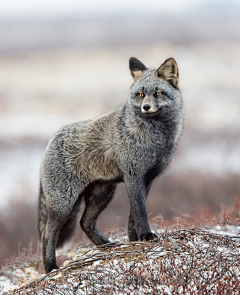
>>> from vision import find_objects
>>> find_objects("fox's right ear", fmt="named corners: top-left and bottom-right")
top-left (156, 58), bottom-right (179, 88)
top-left (129, 57), bottom-right (147, 81)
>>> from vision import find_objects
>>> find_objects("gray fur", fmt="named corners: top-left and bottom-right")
top-left (38, 57), bottom-right (184, 273)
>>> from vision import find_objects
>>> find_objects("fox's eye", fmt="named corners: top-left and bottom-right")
top-left (137, 92), bottom-right (145, 99)
top-left (157, 90), bottom-right (163, 97)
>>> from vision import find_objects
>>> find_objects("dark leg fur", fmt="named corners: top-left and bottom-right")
top-left (128, 214), bottom-right (158, 241)
top-left (39, 183), bottom-right (60, 273)
top-left (56, 196), bottom-right (82, 249)
top-left (42, 196), bottom-right (82, 273)
top-left (125, 180), bottom-right (157, 241)
top-left (128, 211), bottom-right (138, 241)
top-left (140, 232), bottom-right (158, 241)
top-left (80, 183), bottom-right (116, 245)
top-left (42, 220), bottom-right (61, 273)
top-left (38, 182), bottom-right (47, 241)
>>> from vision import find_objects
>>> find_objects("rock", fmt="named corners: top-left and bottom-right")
top-left (49, 273), bottom-right (62, 280)
top-left (30, 272), bottom-right (38, 280)
top-left (38, 262), bottom-right (45, 274)
top-left (23, 276), bottom-right (28, 282)
top-left (77, 248), bottom-right (89, 253)
top-left (72, 255), bottom-right (80, 261)
top-left (63, 260), bottom-right (71, 267)
top-left (15, 269), bottom-right (23, 274)
top-left (56, 255), bottom-right (68, 267)
top-left (24, 267), bottom-right (33, 275)
top-left (67, 251), bottom-right (75, 258)
top-left (88, 250), bottom-right (99, 256)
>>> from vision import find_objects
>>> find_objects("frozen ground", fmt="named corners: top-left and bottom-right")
top-left (1, 225), bottom-right (240, 294)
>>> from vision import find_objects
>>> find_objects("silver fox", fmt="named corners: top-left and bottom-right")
top-left (38, 57), bottom-right (183, 273)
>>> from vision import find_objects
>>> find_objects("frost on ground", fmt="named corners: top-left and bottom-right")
top-left (2, 226), bottom-right (240, 295)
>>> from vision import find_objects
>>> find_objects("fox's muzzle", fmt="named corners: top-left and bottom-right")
top-left (143, 104), bottom-right (151, 111)
top-left (141, 95), bottom-right (158, 114)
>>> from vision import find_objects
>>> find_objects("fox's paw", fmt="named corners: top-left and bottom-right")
top-left (140, 233), bottom-right (158, 242)
top-left (45, 264), bottom-right (60, 274)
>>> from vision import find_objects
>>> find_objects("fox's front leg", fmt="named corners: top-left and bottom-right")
top-left (125, 178), bottom-right (158, 241)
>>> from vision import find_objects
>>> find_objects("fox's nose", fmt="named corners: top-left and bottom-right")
top-left (143, 104), bottom-right (151, 111)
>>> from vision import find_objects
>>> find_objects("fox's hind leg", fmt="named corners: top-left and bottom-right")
top-left (42, 213), bottom-right (62, 273)
top-left (42, 198), bottom-right (83, 273)
top-left (56, 195), bottom-right (83, 249)
top-left (80, 183), bottom-right (116, 245)
top-left (128, 210), bottom-right (138, 241)
top-left (43, 199), bottom-right (81, 274)
top-left (42, 183), bottom-right (82, 273)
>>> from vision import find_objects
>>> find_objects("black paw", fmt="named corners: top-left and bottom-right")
top-left (128, 230), bottom-right (139, 242)
top-left (45, 264), bottom-right (59, 274)
top-left (140, 232), bottom-right (158, 242)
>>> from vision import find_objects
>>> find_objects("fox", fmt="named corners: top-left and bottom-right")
top-left (38, 57), bottom-right (183, 273)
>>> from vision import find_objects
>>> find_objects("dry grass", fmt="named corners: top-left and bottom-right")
top-left (6, 228), bottom-right (240, 295)
top-left (0, 197), bottom-right (240, 294)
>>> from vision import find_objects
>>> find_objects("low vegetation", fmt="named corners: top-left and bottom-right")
top-left (1, 199), bottom-right (240, 294)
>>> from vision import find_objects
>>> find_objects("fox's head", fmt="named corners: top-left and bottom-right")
top-left (128, 57), bottom-right (182, 118)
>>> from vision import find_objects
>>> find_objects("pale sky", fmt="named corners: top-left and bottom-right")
top-left (0, 0), bottom-right (211, 18)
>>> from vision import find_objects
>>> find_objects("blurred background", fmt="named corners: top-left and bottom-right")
top-left (0, 0), bottom-right (240, 265)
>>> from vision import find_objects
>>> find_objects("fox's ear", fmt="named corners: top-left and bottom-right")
top-left (156, 58), bottom-right (179, 88)
top-left (129, 57), bottom-right (147, 81)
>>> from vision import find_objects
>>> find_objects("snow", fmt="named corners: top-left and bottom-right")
top-left (3, 226), bottom-right (239, 294)
top-left (0, 276), bottom-right (16, 294)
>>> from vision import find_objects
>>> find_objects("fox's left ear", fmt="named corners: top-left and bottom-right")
top-left (156, 58), bottom-right (179, 88)
top-left (129, 57), bottom-right (147, 81)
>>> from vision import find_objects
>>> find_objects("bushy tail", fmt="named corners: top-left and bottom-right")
top-left (38, 181), bottom-right (48, 241)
